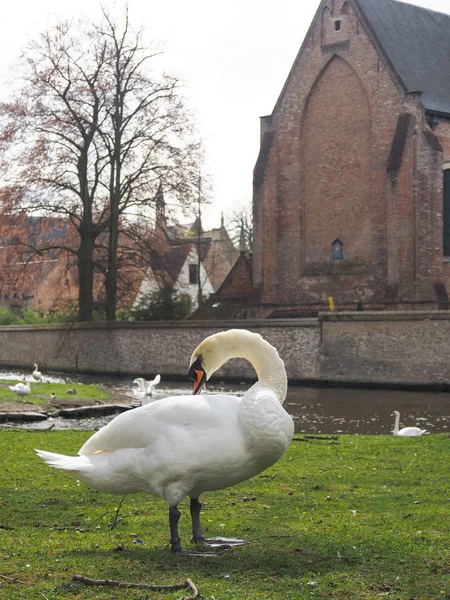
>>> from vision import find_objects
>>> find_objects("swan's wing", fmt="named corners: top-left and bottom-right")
top-left (398, 426), bottom-right (427, 436)
top-left (78, 393), bottom-right (241, 456)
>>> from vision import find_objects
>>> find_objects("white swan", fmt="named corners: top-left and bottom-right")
top-left (9, 379), bottom-right (31, 398)
top-left (132, 377), bottom-right (147, 398)
top-left (132, 375), bottom-right (161, 399)
top-left (392, 410), bottom-right (428, 436)
top-left (146, 373), bottom-right (161, 397)
top-left (31, 363), bottom-right (43, 381)
top-left (35, 329), bottom-right (294, 553)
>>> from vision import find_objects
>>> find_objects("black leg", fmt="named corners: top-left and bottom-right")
top-left (170, 500), bottom-right (247, 556)
top-left (190, 497), bottom-right (205, 543)
top-left (190, 497), bottom-right (249, 550)
top-left (169, 505), bottom-right (182, 553)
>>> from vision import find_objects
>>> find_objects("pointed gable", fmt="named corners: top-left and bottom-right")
top-left (215, 253), bottom-right (252, 298)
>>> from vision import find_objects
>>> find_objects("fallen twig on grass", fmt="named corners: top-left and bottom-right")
top-left (72, 575), bottom-right (199, 598)
top-left (0, 574), bottom-right (25, 584)
top-left (0, 524), bottom-right (15, 530)
top-left (178, 579), bottom-right (199, 600)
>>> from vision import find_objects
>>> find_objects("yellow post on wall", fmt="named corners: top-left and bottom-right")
top-left (328, 296), bottom-right (335, 312)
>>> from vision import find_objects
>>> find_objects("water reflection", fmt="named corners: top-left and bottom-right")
top-left (285, 386), bottom-right (450, 435)
top-left (2, 370), bottom-right (450, 435)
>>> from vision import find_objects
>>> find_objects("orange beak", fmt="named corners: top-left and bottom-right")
top-left (191, 368), bottom-right (206, 395)
top-left (188, 357), bottom-right (206, 395)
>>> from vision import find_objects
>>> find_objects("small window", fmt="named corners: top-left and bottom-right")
top-left (189, 263), bottom-right (198, 284)
top-left (334, 20), bottom-right (341, 31)
top-left (332, 238), bottom-right (343, 260)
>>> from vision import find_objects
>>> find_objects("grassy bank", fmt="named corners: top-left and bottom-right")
top-left (1, 431), bottom-right (449, 599)
top-left (0, 381), bottom-right (110, 407)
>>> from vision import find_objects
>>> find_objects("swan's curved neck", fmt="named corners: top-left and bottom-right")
top-left (393, 413), bottom-right (400, 434)
top-left (217, 331), bottom-right (288, 403)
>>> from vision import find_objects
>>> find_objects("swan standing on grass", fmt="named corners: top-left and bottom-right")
top-left (31, 363), bottom-right (43, 381)
top-left (392, 410), bottom-right (428, 436)
top-left (9, 379), bottom-right (31, 398)
top-left (35, 329), bottom-right (294, 554)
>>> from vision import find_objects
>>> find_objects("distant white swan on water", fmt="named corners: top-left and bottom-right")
top-left (146, 373), bottom-right (161, 396)
top-left (132, 374), bottom-right (161, 402)
top-left (392, 410), bottom-right (428, 436)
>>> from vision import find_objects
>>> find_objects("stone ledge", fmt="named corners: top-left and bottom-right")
top-left (57, 404), bottom-right (133, 418)
top-left (319, 310), bottom-right (450, 322)
top-left (0, 318), bottom-right (319, 333)
top-left (0, 411), bottom-right (49, 422)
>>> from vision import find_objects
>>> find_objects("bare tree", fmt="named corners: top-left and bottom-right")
top-left (226, 200), bottom-right (253, 253)
top-left (0, 10), bottom-right (201, 321)
top-left (96, 9), bottom-right (201, 319)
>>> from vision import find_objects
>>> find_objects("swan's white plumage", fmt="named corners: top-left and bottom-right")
top-left (9, 380), bottom-right (31, 397)
top-left (146, 373), bottom-right (161, 396)
top-left (32, 363), bottom-right (43, 381)
top-left (36, 329), bottom-right (294, 524)
top-left (132, 375), bottom-right (160, 400)
top-left (392, 410), bottom-right (428, 436)
top-left (132, 377), bottom-right (146, 398)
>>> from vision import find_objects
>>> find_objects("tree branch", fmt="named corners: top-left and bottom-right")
top-left (72, 575), bottom-right (199, 598)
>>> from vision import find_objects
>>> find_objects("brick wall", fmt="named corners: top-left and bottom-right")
top-left (253, 0), bottom-right (447, 315)
top-left (1, 314), bottom-right (450, 388)
top-left (0, 320), bottom-right (320, 382)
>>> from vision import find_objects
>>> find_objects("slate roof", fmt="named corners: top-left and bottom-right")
top-left (189, 253), bottom-right (253, 320)
top-left (357, 0), bottom-right (450, 115)
top-left (149, 244), bottom-right (191, 284)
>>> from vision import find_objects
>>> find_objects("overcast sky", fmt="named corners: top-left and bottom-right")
top-left (0, 0), bottom-right (449, 228)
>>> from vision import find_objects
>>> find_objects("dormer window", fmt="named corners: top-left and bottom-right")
top-left (332, 238), bottom-right (343, 260)
top-left (334, 20), bottom-right (341, 31)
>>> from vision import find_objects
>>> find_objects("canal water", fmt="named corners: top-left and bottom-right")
top-left (2, 370), bottom-right (450, 435)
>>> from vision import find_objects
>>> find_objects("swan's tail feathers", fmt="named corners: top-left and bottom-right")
top-left (35, 449), bottom-right (91, 472)
top-left (152, 374), bottom-right (161, 386)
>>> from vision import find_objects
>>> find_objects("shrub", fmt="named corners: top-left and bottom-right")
top-left (0, 306), bottom-right (78, 325)
top-left (0, 307), bottom-right (21, 325)
top-left (123, 285), bottom-right (191, 321)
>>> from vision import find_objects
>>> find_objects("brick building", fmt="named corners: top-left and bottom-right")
top-left (252, 0), bottom-right (450, 316)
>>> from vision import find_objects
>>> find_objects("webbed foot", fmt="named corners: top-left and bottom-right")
top-left (202, 537), bottom-right (249, 548)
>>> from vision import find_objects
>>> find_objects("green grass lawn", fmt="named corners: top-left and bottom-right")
top-left (1, 431), bottom-right (449, 599)
top-left (0, 381), bottom-right (110, 407)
